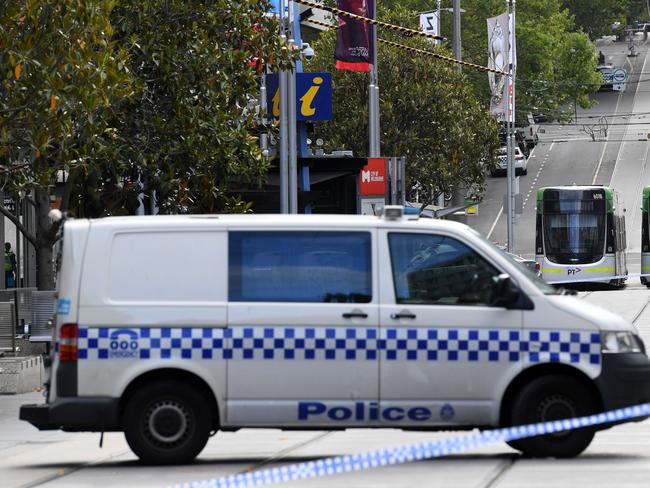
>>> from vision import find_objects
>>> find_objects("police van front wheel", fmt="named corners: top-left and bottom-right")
top-left (123, 381), bottom-right (211, 464)
top-left (506, 375), bottom-right (597, 458)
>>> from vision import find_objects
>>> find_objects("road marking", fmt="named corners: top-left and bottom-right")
top-left (549, 142), bottom-right (554, 152)
top-left (591, 49), bottom-right (648, 185)
top-left (607, 49), bottom-right (649, 186)
top-left (487, 206), bottom-right (503, 240)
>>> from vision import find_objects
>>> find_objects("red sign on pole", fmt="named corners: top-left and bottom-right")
top-left (359, 157), bottom-right (387, 196)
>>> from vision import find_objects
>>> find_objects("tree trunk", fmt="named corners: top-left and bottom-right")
top-left (35, 189), bottom-right (56, 291)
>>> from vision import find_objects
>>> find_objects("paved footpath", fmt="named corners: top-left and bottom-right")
top-left (3, 286), bottom-right (650, 488)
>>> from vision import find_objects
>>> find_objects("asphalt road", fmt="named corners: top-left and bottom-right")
top-left (3, 287), bottom-right (650, 488)
top-left (470, 35), bottom-right (650, 276)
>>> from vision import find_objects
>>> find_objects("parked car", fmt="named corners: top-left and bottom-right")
top-left (492, 146), bottom-right (527, 176)
top-left (597, 64), bottom-right (614, 92)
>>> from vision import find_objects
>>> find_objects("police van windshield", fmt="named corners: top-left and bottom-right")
top-left (469, 229), bottom-right (557, 295)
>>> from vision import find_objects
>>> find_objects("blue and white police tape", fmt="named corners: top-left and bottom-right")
top-left (171, 402), bottom-right (650, 488)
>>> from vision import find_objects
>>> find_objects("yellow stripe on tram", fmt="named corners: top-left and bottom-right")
top-left (542, 267), bottom-right (615, 273)
top-left (642, 266), bottom-right (650, 271)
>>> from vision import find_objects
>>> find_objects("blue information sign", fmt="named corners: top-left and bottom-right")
top-left (266, 72), bottom-right (333, 121)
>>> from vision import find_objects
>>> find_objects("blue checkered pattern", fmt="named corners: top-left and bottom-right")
top-left (77, 326), bottom-right (601, 365)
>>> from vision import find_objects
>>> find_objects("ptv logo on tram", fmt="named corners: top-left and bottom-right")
top-left (567, 267), bottom-right (582, 275)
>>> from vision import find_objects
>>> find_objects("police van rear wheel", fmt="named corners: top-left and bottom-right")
top-left (124, 381), bottom-right (211, 464)
top-left (507, 375), bottom-right (596, 458)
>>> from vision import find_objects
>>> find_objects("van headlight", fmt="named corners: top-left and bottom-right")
top-left (601, 331), bottom-right (644, 353)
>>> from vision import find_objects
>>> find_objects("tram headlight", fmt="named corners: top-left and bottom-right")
top-left (601, 331), bottom-right (644, 353)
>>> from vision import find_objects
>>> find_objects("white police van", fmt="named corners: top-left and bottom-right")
top-left (20, 208), bottom-right (650, 464)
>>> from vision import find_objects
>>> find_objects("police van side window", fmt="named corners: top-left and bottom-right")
top-left (229, 231), bottom-right (372, 303)
top-left (388, 233), bottom-right (500, 306)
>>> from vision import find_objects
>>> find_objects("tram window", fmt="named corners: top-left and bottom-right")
top-left (543, 213), bottom-right (605, 264)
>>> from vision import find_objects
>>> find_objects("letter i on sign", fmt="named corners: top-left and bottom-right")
top-left (272, 88), bottom-right (280, 117)
top-left (300, 77), bottom-right (323, 117)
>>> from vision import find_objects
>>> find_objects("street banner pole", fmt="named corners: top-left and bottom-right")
top-left (372, 0), bottom-right (380, 156)
top-left (506, 0), bottom-right (516, 251)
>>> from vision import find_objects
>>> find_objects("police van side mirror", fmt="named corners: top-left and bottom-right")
top-left (490, 274), bottom-right (520, 308)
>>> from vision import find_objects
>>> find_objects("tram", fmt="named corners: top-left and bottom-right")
top-left (535, 186), bottom-right (627, 285)
top-left (641, 186), bottom-right (650, 287)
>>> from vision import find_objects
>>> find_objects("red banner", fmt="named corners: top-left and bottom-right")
top-left (335, 0), bottom-right (374, 72)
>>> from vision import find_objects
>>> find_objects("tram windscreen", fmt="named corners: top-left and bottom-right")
top-left (542, 199), bottom-right (606, 264)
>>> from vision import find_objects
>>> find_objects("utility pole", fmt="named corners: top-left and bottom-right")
top-left (437, 0), bottom-right (442, 45)
top-left (369, 0), bottom-right (380, 157)
top-left (453, 0), bottom-right (462, 72)
top-left (449, 0), bottom-right (464, 217)
top-left (278, 0), bottom-right (289, 213)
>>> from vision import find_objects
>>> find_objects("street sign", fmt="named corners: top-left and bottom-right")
top-left (610, 67), bottom-right (627, 91)
top-left (613, 68), bottom-right (627, 82)
top-left (266, 73), bottom-right (333, 121)
top-left (3, 197), bottom-right (15, 213)
top-left (419, 11), bottom-right (439, 41)
top-left (464, 197), bottom-right (478, 215)
top-left (359, 158), bottom-right (387, 197)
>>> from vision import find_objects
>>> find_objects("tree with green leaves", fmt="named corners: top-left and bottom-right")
top-left (562, 0), bottom-right (627, 40)
top-left (384, 0), bottom-right (602, 123)
top-left (0, 0), bottom-right (132, 289)
top-left (308, 5), bottom-right (500, 208)
top-left (106, 0), bottom-right (293, 216)
top-left (1, 0), bottom-right (293, 289)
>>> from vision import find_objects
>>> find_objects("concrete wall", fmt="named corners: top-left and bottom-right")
top-left (0, 356), bottom-right (44, 394)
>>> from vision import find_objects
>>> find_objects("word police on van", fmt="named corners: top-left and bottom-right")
top-left (21, 207), bottom-right (650, 464)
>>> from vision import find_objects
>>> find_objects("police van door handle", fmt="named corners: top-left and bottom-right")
top-left (390, 311), bottom-right (417, 319)
top-left (342, 310), bottom-right (368, 319)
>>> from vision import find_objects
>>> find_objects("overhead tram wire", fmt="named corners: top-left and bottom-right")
top-left (296, 0), bottom-right (506, 75)
top-left (304, 15), bottom-right (650, 130)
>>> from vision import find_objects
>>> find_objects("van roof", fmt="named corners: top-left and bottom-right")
top-left (69, 213), bottom-right (473, 233)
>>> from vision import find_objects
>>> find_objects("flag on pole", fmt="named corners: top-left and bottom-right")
top-left (335, 0), bottom-right (375, 72)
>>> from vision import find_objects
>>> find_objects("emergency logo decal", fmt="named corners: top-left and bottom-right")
top-left (76, 327), bottom-right (601, 366)
top-left (57, 298), bottom-right (71, 315)
top-left (439, 403), bottom-right (455, 421)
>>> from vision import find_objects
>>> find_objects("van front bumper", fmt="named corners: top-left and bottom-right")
top-left (596, 353), bottom-right (650, 412)
top-left (20, 397), bottom-right (120, 432)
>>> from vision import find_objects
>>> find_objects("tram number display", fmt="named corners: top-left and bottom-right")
top-left (543, 200), bottom-right (602, 213)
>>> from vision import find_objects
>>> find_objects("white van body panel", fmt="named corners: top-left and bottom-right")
top-left (51, 219), bottom-right (90, 403)
top-left (76, 218), bottom-right (228, 405)
top-left (50, 214), bottom-right (639, 430)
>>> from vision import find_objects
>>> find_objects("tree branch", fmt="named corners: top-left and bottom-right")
top-left (60, 166), bottom-right (81, 212)
top-left (0, 203), bottom-right (37, 247)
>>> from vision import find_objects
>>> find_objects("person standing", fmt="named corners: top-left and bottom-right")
top-left (4, 242), bottom-right (16, 288)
